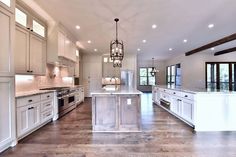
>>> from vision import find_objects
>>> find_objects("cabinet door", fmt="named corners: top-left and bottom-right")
top-left (182, 99), bottom-right (194, 123)
top-left (0, 77), bottom-right (15, 152)
top-left (58, 31), bottom-right (65, 57)
top-left (92, 96), bottom-right (117, 131)
top-left (28, 102), bottom-right (41, 129)
top-left (0, 7), bottom-right (14, 76)
top-left (171, 96), bottom-right (181, 115)
top-left (64, 37), bottom-right (70, 59)
top-left (119, 95), bottom-right (140, 131)
top-left (74, 62), bottom-right (79, 77)
top-left (29, 34), bottom-right (46, 75)
top-left (17, 105), bottom-right (30, 137)
top-left (15, 26), bottom-right (29, 74)
top-left (68, 66), bottom-right (75, 77)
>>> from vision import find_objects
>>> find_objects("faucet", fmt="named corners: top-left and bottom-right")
top-left (110, 76), bottom-right (117, 85)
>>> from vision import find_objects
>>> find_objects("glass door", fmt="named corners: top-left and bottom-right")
top-left (219, 64), bottom-right (229, 90)
top-left (206, 63), bottom-right (217, 90)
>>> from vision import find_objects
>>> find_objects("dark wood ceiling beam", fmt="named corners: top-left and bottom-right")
top-left (214, 47), bottom-right (236, 56)
top-left (185, 33), bottom-right (236, 56)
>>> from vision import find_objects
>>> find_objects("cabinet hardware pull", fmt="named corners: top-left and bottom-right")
top-left (185, 95), bottom-right (188, 97)
top-left (28, 107), bottom-right (34, 110)
top-left (27, 70), bottom-right (30, 72)
top-left (46, 104), bottom-right (50, 106)
top-left (31, 29), bottom-right (33, 32)
top-left (47, 95), bottom-right (50, 98)
top-left (28, 100), bottom-right (33, 102)
top-left (173, 92), bottom-right (176, 94)
top-left (27, 27), bottom-right (30, 30)
top-left (46, 114), bottom-right (51, 117)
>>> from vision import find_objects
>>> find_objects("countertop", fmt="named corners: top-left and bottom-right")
top-left (91, 85), bottom-right (142, 95)
top-left (16, 85), bottom-right (84, 98)
top-left (154, 85), bottom-right (236, 94)
top-left (16, 90), bottom-right (55, 98)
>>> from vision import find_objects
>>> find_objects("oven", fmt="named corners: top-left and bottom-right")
top-left (58, 90), bottom-right (76, 117)
top-left (160, 99), bottom-right (171, 110)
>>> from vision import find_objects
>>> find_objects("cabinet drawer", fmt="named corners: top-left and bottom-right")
top-left (41, 100), bottom-right (53, 112)
top-left (181, 92), bottom-right (194, 100)
top-left (41, 92), bottom-right (54, 101)
top-left (171, 90), bottom-right (182, 97)
top-left (41, 109), bottom-right (53, 123)
top-left (17, 95), bottom-right (41, 108)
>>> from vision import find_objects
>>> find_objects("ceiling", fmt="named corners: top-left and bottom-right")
top-left (34, 0), bottom-right (236, 60)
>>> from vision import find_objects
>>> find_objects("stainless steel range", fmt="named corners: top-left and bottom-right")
top-left (40, 87), bottom-right (76, 118)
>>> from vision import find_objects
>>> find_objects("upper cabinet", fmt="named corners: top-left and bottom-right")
top-left (0, 0), bottom-right (15, 13)
top-left (0, 4), bottom-right (14, 76)
top-left (47, 24), bottom-right (77, 64)
top-left (14, 5), bottom-right (46, 75)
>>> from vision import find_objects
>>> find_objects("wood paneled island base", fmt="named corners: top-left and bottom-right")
top-left (92, 87), bottom-right (142, 132)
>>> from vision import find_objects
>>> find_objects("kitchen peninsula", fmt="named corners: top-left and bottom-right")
top-left (152, 85), bottom-right (236, 132)
top-left (91, 86), bottom-right (142, 132)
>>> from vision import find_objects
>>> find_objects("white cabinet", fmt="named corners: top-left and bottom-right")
top-left (16, 102), bottom-right (40, 137)
top-left (47, 25), bottom-right (77, 64)
top-left (182, 99), bottom-right (194, 123)
top-left (0, 6), bottom-right (14, 76)
top-left (0, 77), bottom-right (15, 152)
top-left (170, 96), bottom-right (181, 115)
top-left (0, 0), bottom-right (14, 13)
top-left (29, 33), bottom-right (46, 75)
top-left (16, 92), bottom-right (54, 139)
top-left (15, 26), bottom-right (46, 75)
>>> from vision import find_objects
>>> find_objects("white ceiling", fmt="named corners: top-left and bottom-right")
top-left (34, 0), bottom-right (236, 60)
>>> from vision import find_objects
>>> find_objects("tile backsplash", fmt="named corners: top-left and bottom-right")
top-left (15, 64), bottom-right (73, 92)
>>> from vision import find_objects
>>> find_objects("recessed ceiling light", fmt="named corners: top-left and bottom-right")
top-left (75, 25), bottom-right (80, 29)
top-left (87, 40), bottom-right (91, 44)
top-left (169, 48), bottom-right (173, 51)
top-left (208, 24), bottom-right (214, 29)
top-left (142, 40), bottom-right (146, 43)
top-left (183, 39), bottom-right (188, 43)
top-left (94, 49), bottom-right (97, 52)
top-left (137, 48), bottom-right (141, 51)
top-left (152, 24), bottom-right (157, 29)
top-left (211, 47), bottom-right (215, 51)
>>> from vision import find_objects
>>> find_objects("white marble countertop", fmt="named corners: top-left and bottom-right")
top-left (16, 85), bottom-right (84, 98)
top-left (16, 90), bottom-right (55, 98)
top-left (154, 85), bottom-right (236, 94)
top-left (91, 85), bottom-right (142, 95)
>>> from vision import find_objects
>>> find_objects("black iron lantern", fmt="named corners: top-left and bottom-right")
top-left (150, 58), bottom-right (158, 76)
top-left (110, 18), bottom-right (124, 62)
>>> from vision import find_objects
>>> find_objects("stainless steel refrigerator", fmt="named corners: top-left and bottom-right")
top-left (120, 70), bottom-right (134, 87)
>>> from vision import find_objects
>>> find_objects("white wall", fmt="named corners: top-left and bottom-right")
top-left (165, 51), bottom-right (236, 89)
top-left (137, 59), bottom-right (166, 92)
top-left (81, 53), bottom-right (137, 97)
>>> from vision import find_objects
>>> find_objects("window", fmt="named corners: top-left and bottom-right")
top-left (0, 0), bottom-right (11, 7)
top-left (139, 67), bottom-right (156, 86)
top-left (206, 62), bottom-right (236, 91)
top-left (33, 20), bottom-right (45, 37)
top-left (166, 64), bottom-right (181, 86)
top-left (15, 8), bottom-right (27, 27)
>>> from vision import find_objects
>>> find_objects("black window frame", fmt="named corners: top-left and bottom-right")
top-left (166, 63), bottom-right (181, 86)
top-left (139, 67), bottom-right (156, 86)
top-left (205, 62), bottom-right (236, 91)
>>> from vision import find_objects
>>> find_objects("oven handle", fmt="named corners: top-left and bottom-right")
top-left (160, 99), bottom-right (170, 106)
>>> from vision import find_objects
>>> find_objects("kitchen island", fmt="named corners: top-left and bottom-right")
top-left (91, 86), bottom-right (142, 132)
top-left (152, 85), bottom-right (236, 132)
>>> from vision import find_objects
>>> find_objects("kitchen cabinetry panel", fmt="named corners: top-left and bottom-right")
top-left (15, 26), bottom-right (29, 73)
top-left (0, 0), bottom-right (14, 13)
top-left (119, 95), bottom-right (140, 130)
top-left (58, 31), bottom-right (65, 57)
top-left (15, 26), bottom-right (46, 75)
top-left (0, 77), bottom-right (15, 152)
top-left (182, 99), bottom-right (194, 123)
top-left (93, 96), bottom-right (117, 131)
top-left (16, 105), bottom-right (30, 137)
top-left (29, 34), bottom-right (46, 75)
top-left (0, 7), bottom-right (14, 76)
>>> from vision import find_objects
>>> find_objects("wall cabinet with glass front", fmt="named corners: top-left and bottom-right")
top-left (14, 5), bottom-right (46, 75)
top-left (0, 0), bottom-right (15, 13)
top-left (206, 62), bottom-right (236, 91)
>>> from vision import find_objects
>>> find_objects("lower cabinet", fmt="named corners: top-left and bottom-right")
top-left (17, 102), bottom-right (40, 137)
top-left (182, 99), bottom-right (194, 123)
top-left (16, 92), bottom-right (54, 139)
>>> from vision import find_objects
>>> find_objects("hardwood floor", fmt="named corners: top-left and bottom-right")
top-left (1, 94), bottom-right (236, 157)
